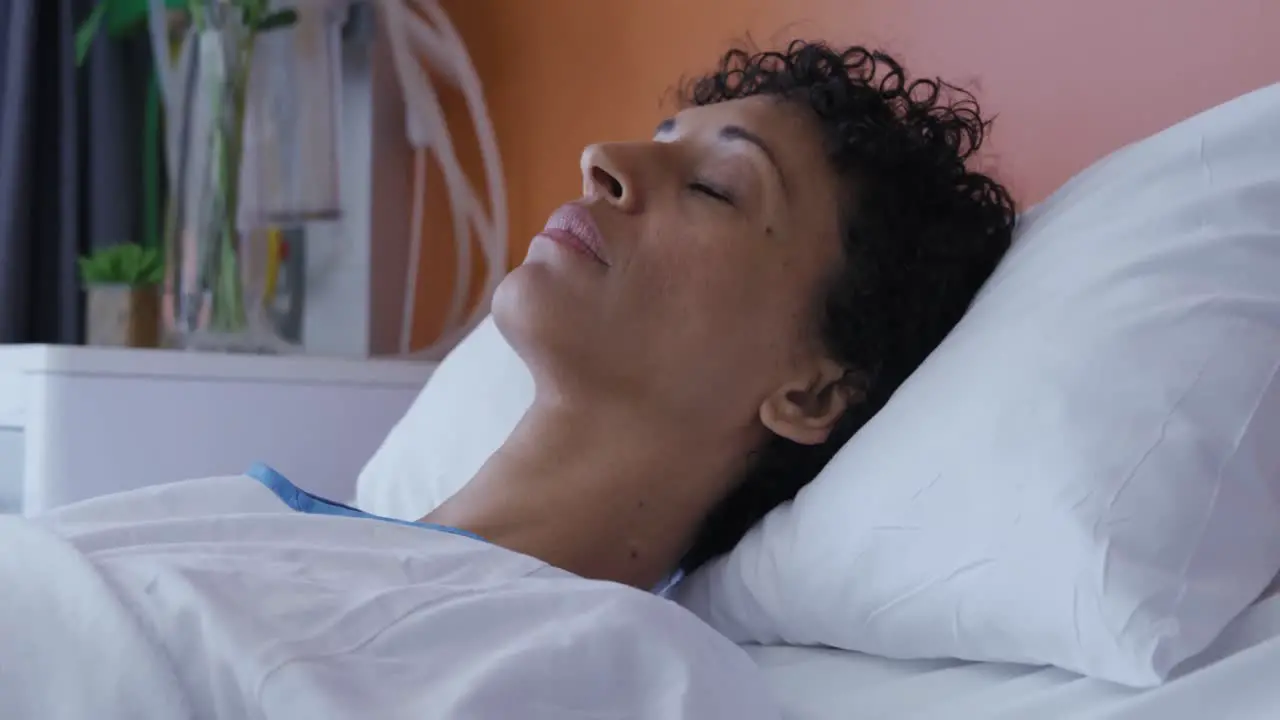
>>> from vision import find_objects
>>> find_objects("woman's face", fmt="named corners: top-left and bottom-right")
top-left (494, 95), bottom-right (852, 443)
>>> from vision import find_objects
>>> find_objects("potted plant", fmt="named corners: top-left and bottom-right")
top-left (79, 243), bottom-right (166, 348)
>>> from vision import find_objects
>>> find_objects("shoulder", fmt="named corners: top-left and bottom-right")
top-left (37, 475), bottom-right (282, 529)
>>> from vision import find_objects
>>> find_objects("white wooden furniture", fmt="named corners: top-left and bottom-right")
top-left (0, 345), bottom-right (433, 515)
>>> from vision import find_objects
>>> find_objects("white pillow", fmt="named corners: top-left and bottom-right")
top-left (356, 316), bottom-right (531, 519)
top-left (356, 83), bottom-right (1280, 687)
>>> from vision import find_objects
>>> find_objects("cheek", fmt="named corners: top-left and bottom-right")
top-left (624, 238), bottom-right (807, 365)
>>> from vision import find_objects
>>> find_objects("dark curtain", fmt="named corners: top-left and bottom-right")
top-left (0, 0), bottom-right (152, 344)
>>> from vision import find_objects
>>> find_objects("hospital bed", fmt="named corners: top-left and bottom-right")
top-left (12, 363), bottom-right (1279, 720)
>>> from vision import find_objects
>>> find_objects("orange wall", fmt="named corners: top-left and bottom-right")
top-left (411, 0), bottom-right (1280, 346)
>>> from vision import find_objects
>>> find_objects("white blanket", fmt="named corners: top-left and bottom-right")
top-left (0, 476), bottom-right (780, 719)
top-left (0, 516), bottom-right (193, 719)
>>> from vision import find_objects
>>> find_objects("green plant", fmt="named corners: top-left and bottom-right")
top-left (76, 0), bottom-right (297, 64)
top-left (76, 0), bottom-right (183, 64)
top-left (78, 243), bottom-right (166, 287)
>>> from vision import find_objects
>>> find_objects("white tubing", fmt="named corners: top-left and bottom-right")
top-left (399, 148), bottom-right (427, 354)
top-left (413, 0), bottom-right (507, 343)
top-left (379, 0), bottom-right (507, 358)
top-left (399, 7), bottom-right (473, 344)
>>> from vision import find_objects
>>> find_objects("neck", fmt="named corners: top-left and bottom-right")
top-left (424, 395), bottom-right (753, 589)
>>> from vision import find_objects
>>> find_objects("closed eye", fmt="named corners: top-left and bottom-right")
top-left (689, 181), bottom-right (734, 206)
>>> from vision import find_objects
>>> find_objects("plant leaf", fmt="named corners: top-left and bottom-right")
top-left (121, 244), bottom-right (142, 283)
top-left (80, 253), bottom-right (115, 284)
top-left (107, 247), bottom-right (124, 281)
top-left (139, 250), bottom-right (165, 285)
top-left (79, 243), bottom-right (164, 286)
top-left (257, 9), bottom-right (298, 33)
top-left (75, 1), bottom-right (111, 66)
top-left (104, 0), bottom-right (191, 36)
top-left (90, 255), bottom-right (113, 280)
top-left (243, 0), bottom-right (271, 26)
top-left (77, 256), bottom-right (97, 284)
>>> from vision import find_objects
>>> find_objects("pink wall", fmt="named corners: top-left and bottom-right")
top-left (840, 0), bottom-right (1280, 201)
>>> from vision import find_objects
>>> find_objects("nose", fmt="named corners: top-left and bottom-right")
top-left (580, 143), bottom-right (641, 212)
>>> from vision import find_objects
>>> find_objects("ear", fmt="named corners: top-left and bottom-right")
top-left (759, 359), bottom-right (863, 446)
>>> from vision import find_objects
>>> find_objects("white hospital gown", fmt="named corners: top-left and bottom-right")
top-left (33, 473), bottom-right (781, 720)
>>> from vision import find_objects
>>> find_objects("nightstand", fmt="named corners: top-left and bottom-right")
top-left (0, 345), bottom-right (434, 515)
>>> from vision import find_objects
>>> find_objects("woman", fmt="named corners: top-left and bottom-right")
top-left (16, 41), bottom-right (1014, 719)
top-left (427, 40), bottom-right (1016, 587)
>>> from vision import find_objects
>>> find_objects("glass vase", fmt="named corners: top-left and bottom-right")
top-left (160, 1), bottom-right (345, 353)
top-left (163, 5), bottom-right (253, 351)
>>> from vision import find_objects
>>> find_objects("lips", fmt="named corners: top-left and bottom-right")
top-left (540, 204), bottom-right (609, 266)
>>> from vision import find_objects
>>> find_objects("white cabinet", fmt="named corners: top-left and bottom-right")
top-left (0, 345), bottom-right (432, 515)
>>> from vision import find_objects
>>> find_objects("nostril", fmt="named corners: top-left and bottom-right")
top-left (592, 166), bottom-right (624, 199)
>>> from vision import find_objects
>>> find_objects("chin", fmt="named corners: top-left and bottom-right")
top-left (493, 263), bottom-right (625, 394)
top-left (490, 271), bottom-right (531, 345)
top-left (491, 264), bottom-right (588, 377)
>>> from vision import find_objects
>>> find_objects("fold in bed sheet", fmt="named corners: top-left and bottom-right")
top-left (747, 591), bottom-right (1280, 720)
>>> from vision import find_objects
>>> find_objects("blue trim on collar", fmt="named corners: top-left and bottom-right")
top-left (245, 462), bottom-right (486, 544)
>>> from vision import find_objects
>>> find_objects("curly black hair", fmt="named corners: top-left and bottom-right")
top-left (678, 40), bottom-right (1017, 574)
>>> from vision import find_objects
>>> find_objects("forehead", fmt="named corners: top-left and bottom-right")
top-left (673, 96), bottom-right (829, 166)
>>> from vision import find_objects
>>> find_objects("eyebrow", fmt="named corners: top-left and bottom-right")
top-left (655, 118), bottom-right (789, 195)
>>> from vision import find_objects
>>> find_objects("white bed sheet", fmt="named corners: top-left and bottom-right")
top-left (746, 590), bottom-right (1280, 720)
